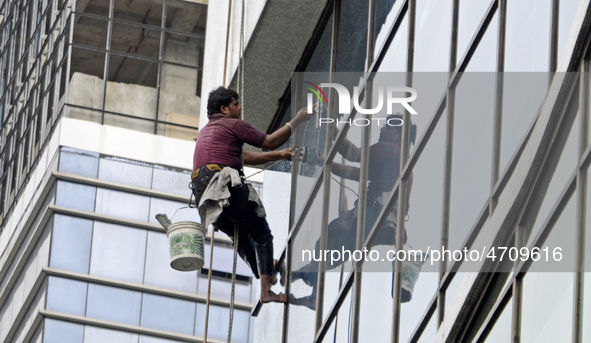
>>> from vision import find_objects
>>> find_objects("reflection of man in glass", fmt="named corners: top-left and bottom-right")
top-left (288, 114), bottom-right (417, 308)
top-left (330, 113), bottom-right (416, 245)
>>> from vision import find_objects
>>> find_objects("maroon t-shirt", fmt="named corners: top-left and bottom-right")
top-left (193, 114), bottom-right (267, 171)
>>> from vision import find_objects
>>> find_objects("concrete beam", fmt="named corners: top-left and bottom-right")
top-left (169, 3), bottom-right (206, 39)
top-left (75, 0), bottom-right (91, 22)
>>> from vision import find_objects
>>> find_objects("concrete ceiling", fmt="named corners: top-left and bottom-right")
top-left (71, 0), bottom-right (206, 86)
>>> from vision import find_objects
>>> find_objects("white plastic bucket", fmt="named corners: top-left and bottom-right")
top-left (400, 251), bottom-right (427, 302)
top-left (167, 221), bottom-right (206, 271)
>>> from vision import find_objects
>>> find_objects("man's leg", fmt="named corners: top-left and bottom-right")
top-left (221, 184), bottom-right (287, 303)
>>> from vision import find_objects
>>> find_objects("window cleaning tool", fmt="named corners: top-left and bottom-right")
top-left (156, 214), bottom-right (205, 271)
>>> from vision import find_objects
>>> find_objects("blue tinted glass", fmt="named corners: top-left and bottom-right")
top-left (50, 214), bottom-right (93, 274)
top-left (86, 284), bottom-right (142, 326)
top-left (58, 148), bottom-right (99, 178)
top-left (46, 277), bottom-right (88, 316)
top-left (140, 293), bottom-right (196, 335)
top-left (98, 157), bottom-right (153, 189)
top-left (43, 319), bottom-right (84, 343)
top-left (55, 181), bottom-right (96, 212)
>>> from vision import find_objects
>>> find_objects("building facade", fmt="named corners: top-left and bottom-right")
top-left (200, 0), bottom-right (591, 342)
top-left (0, 0), bottom-right (262, 342)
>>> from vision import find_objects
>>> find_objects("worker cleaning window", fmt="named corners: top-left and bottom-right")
top-left (191, 86), bottom-right (312, 303)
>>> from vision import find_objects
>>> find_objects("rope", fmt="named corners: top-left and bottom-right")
top-left (227, 223), bottom-right (239, 342)
top-left (205, 0), bottom-right (233, 340)
top-left (203, 228), bottom-right (215, 343)
top-left (227, 2), bottom-right (245, 342)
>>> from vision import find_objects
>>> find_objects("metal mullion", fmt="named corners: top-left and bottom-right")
top-left (473, 280), bottom-right (513, 343)
top-left (515, 170), bottom-right (577, 277)
top-left (63, 3), bottom-right (73, 117)
top-left (491, 0), bottom-right (506, 212)
top-left (573, 61), bottom-right (589, 343)
top-left (367, 0), bottom-right (407, 75)
top-left (350, 1), bottom-right (375, 341)
top-left (313, 269), bottom-right (355, 343)
top-left (392, 0), bottom-right (415, 340)
top-left (0, 5), bottom-right (65, 106)
top-left (406, 291), bottom-right (438, 343)
top-left (315, 0), bottom-right (340, 332)
top-left (550, 0), bottom-right (559, 74)
top-left (436, 0), bottom-right (459, 327)
top-left (100, 0), bottom-right (115, 124)
top-left (153, 0), bottom-right (166, 134)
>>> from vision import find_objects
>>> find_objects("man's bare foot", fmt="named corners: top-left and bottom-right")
top-left (261, 290), bottom-right (288, 303)
top-left (270, 260), bottom-right (280, 286)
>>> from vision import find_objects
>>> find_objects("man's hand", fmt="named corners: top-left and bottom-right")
top-left (278, 147), bottom-right (293, 161)
top-left (291, 107), bottom-right (313, 127)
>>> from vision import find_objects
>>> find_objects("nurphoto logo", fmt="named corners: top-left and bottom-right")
top-left (304, 81), bottom-right (418, 127)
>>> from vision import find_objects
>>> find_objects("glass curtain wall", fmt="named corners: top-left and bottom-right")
top-left (274, 0), bottom-right (591, 342)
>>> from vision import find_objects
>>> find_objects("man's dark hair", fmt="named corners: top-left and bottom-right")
top-left (207, 87), bottom-right (239, 116)
top-left (386, 113), bottom-right (417, 145)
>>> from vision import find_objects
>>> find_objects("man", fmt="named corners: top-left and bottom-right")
top-left (192, 86), bottom-right (311, 303)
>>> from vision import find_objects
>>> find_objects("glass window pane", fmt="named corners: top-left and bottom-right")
top-left (558, 0), bottom-right (582, 65)
top-left (464, 12), bottom-right (498, 72)
top-left (43, 319), bottom-right (84, 343)
top-left (195, 304), bottom-right (250, 343)
top-left (98, 157), bottom-right (153, 189)
top-left (458, 0), bottom-right (493, 67)
top-left (95, 188), bottom-right (150, 222)
top-left (83, 326), bottom-right (139, 343)
top-left (55, 181), bottom-right (96, 212)
top-left (484, 297), bottom-right (512, 342)
top-left (139, 336), bottom-right (181, 343)
top-left (505, 0), bottom-right (550, 71)
top-left (197, 278), bottom-right (251, 304)
top-left (336, 0), bottom-right (368, 72)
top-left (449, 72), bottom-right (495, 254)
top-left (140, 293), bottom-right (195, 335)
top-left (50, 214), bottom-right (93, 274)
top-left (521, 196), bottom-right (576, 343)
top-left (151, 167), bottom-right (192, 196)
top-left (58, 147), bottom-right (99, 178)
top-left (375, 0), bottom-right (404, 55)
top-left (86, 284), bottom-right (142, 326)
top-left (500, 73), bottom-right (549, 173)
top-left (305, 13), bottom-right (333, 73)
top-left (584, 160), bottom-right (591, 342)
top-left (202, 243), bottom-right (253, 277)
top-left (89, 222), bottom-right (147, 284)
top-left (143, 231), bottom-right (198, 293)
top-left (377, 14), bottom-right (408, 72)
top-left (414, 0), bottom-right (452, 71)
top-left (523, 92), bottom-right (579, 247)
top-left (47, 277), bottom-right (88, 316)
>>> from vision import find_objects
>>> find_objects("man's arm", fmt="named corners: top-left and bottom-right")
top-left (261, 108), bottom-right (313, 150)
top-left (243, 148), bottom-right (292, 165)
top-left (332, 162), bottom-right (360, 181)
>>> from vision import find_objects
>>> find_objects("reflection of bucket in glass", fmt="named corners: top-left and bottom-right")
top-left (400, 251), bottom-right (428, 303)
top-left (167, 221), bottom-right (205, 271)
